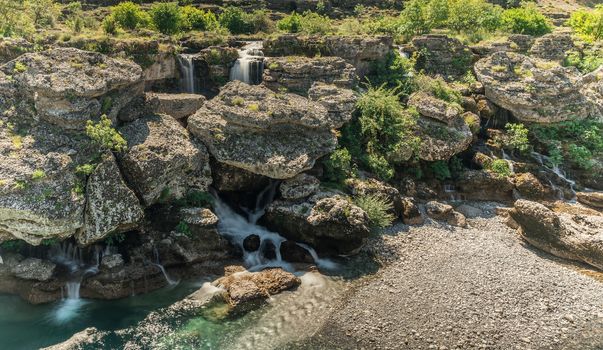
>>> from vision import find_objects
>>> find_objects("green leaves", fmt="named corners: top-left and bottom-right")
top-left (85, 115), bottom-right (127, 153)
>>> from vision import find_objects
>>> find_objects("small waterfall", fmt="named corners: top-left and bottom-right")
top-left (211, 184), bottom-right (335, 272)
top-left (501, 149), bottom-right (515, 174)
top-left (229, 41), bottom-right (264, 85)
top-left (151, 246), bottom-right (178, 286)
top-left (530, 151), bottom-right (577, 200)
top-left (177, 54), bottom-right (197, 94)
top-left (444, 184), bottom-right (462, 202)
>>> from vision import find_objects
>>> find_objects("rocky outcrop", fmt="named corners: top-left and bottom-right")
top-left (345, 178), bottom-right (403, 217)
top-left (210, 160), bottom-right (269, 193)
top-left (417, 116), bottom-right (473, 161)
top-left (475, 51), bottom-right (602, 123)
top-left (118, 114), bottom-right (212, 206)
top-left (41, 328), bottom-right (106, 350)
top-left (510, 200), bottom-right (603, 270)
top-left (280, 174), bottom-right (320, 200)
top-left (188, 81), bottom-right (344, 179)
top-left (577, 192), bottom-right (603, 209)
top-left (514, 172), bottom-right (552, 200)
top-left (456, 170), bottom-right (515, 202)
top-left (263, 192), bottom-right (370, 255)
top-left (425, 201), bottom-right (467, 227)
top-left (308, 83), bottom-right (358, 125)
top-left (263, 56), bottom-right (356, 94)
top-left (470, 34), bottom-right (534, 57)
top-left (409, 92), bottom-right (461, 125)
top-left (81, 153), bottom-right (143, 246)
top-left (411, 35), bottom-right (475, 80)
top-left (10, 258), bottom-right (56, 282)
top-left (2, 48), bottom-right (143, 129)
top-left (148, 93), bottom-right (206, 120)
top-left (529, 31), bottom-right (575, 62)
top-left (263, 34), bottom-right (392, 77)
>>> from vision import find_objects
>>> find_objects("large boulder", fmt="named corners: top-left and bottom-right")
top-left (411, 35), bottom-right (475, 80)
top-left (2, 48), bottom-right (143, 129)
top-left (509, 200), bottom-right (603, 269)
top-left (529, 31), bottom-right (575, 62)
top-left (188, 81), bottom-right (345, 179)
top-left (475, 51), bottom-right (602, 123)
top-left (577, 192), bottom-right (603, 209)
top-left (456, 170), bottom-right (515, 202)
top-left (308, 83), bottom-right (358, 126)
top-left (417, 117), bottom-right (473, 161)
top-left (80, 153), bottom-right (144, 245)
top-left (118, 114), bottom-right (212, 206)
top-left (263, 192), bottom-right (370, 255)
top-left (263, 56), bottom-right (356, 94)
top-left (10, 258), bottom-right (56, 282)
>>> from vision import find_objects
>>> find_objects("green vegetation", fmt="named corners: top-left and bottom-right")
top-left (568, 5), bottom-right (603, 42)
top-left (429, 160), bottom-right (452, 181)
top-left (85, 115), bottom-right (127, 153)
top-left (504, 123), bottom-right (530, 155)
top-left (105, 232), bottom-right (126, 246)
top-left (176, 221), bottom-right (192, 236)
top-left (277, 11), bottom-right (332, 35)
top-left (175, 190), bottom-right (214, 208)
top-left (75, 163), bottom-right (97, 176)
top-left (13, 61), bottom-right (27, 73)
top-left (353, 194), bottom-right (395, 229)
top-left (564, 49), bottom-right (603, 73)
top-left (218, 6), bottom-right (272, 34)
top-left (112, 1), bottom-right (147, 30)
top-left (0, 239), bottom-right (26, 252)
top-left (31, 169), bottom-right (46, 180)
top-left (323, 148), bottom-right (353, 183)
top-left (149, 2), bottom-right (181, 35)
top-left (488, 159), bottom-right (511, 177)
top-left (180, 6), bottom-right (218, 31)
top-left (500, 3), bottom-right (552, 36)
top-left (367, 51), bottom-right (415, 94)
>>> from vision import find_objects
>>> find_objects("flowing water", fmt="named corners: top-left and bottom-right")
top-left (177, 54), bottom-right (197, 93)
top-left (531, 151), bottom-right (577, 200)
top-left (229, 41), bottom-right (264, 85)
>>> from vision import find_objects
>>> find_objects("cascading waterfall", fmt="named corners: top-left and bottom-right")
top-left (531, 151), bottom-right (577, 200)
top-left (151, 247), bottom-right (178, 286)
top-left (177, 54), bottom-right (197, 94)
top-left (211, 183), bottom-right (335, 272)
top-left (444, 184), bottom-right (461, 201)
top-left (501, 149), bottom-right (515, 174)
top-left (229, 41), bottom-right (264, 85)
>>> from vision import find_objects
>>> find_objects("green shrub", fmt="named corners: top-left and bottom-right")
top-left (175, 190), bottom-right (214, 208)
top-left (85, 115), bottom-right (127, 152)
top-left (247, 9), bottom-right (273, 33)
top-left (488, 159), bottom-right (511, 177)
top-left (111, 1), bottom-right (145, 30)
top-left (447, 0), bottom-right (502, 33)
top-left (398, 0), bottom-right (431, 38)
top-left (176, 221), bottom-right (192, 236)
top-left (430, 160), bottom-right (451, 180)
top-left (181, 6), bottom-right (217, 31)
top-left (354, 194), bottom-right (395, 229)
top-left (324, 148), bottom-right (353, 183)
top-left (150, 2), bottom-right (182, 35)
top-left (415, 74), bottom-right (462, 105)
top-left (564, 49), bottom-right (603, 74)
top-left (102, 15), bottom-right (118, 35)
top-left (500, 3), bottom-right (552, 36)
top-left (75, 163), bottom-right (96, 176)
top-left (277, 12), bottom-right (302, 33)
top-left (568, 144), bottom-right (594, 170)
top-left (504, 123), bottom-right (530, 154)
top-left (31, 169), bottom-right (46, 180)
top-left (219, 6), bottom-right (252, 34)
top-left (277, 11), bottom-right (331, 34)
top-left (29, 0), bottom-right (61, 28)
top-left (567, 5), bottom-right (603, 42)
top-left (367, 50), bottom-right (415, 94)
top-left (0, 0), bottom-right (35, 37)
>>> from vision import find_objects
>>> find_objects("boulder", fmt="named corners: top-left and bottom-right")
top-left (308, 83), bottom-right (358, 125)
top-left (417, 117), bottom-right (473, 161)
top-left (475, 51), bottom-right (601, 123)
top-left (41, 327), bottom-right (106, 350)
top-left (147, 93), bottom-right (206, 120)
top-left (263, 192), bottom-right (370, 255)
top-left (529, 31), bottom-right (575, 62)
top-left (100, 254), bottom-right (125, 270)
top-left (10, 258), bottom-right (56, 281)
top-left (456, 170), bottom-right (515, 202)
top-left (279, 240), bottom-right (314, 263)
top-left (212, 267), bottom-right (301, 313)
top-left (263, 56), bottom-right (356, 94)
top-left (80, 153), bottom-right (143, 245)
top-left (408, 92), bottom-right (461, 125)
top-left (243, 234), bottom-right (261, 252)
top-left (280, 173), bottom-right (320, 200)
top-left (411, 35), bottom-right (475, 80)
top-left (345, 178), bottom-right (403, 217)
top-left (577, 192), bottom-right (603, 209)
top-left (2, 48), bottom-right (143, 129)
top-left (425, 201), bottom-right (467, 227)
top-left (188, 81), bottom-right (343, 179)
top-left (118, 114), bottom-right (212, 206)
top-left (401, 197), bottom-right (424, 225)
top-left (509, 200), bottom-right (603, 269)
top-left (210, 160), bottom-right (269, 193)
top-left (514, 172), bottom-right (552, 200)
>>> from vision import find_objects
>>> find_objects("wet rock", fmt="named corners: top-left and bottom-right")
top-left (188, 81), bottom-right (342, 179)
top-left (261, 240), bottom-right (277, 260)
top-left (11, 258), bottom-right (56, 282)
top-left (475, 51), bottom-right (602, 123)
top-left (280, 173), bottom-right (320, 200)
top-left (411, 35), bottom-right (475, 80)
top-left (41, 327), bottom-right (106, 350)
top-left (212, 267), bottom-right (301, 314)
top-left (243, 234), bottom-right (261, 252)
top-left (509, 200), bottom-right (603, 270)
top-left (118, 114), bottom-right (212, 206)
top-left (577, 192), bottom-right (603, 209)
top-left (529, 31), bottom-right (575, 62)
top-left (80, 153), bottom-right (143, 245)
top-left (100, 254), bottom-right (124, 270)
top-left (264, 192), bottom-right (370, 255)
top-left (401, 197), bottom-right (424, 225)
top-left (2, 48), bottom-right (143, 129)
top-left (210, 160), bottom-right (270, 193)
top-left (263, 56), bottom-right (356, 94)
top-left (280, 240), bottom-right (314, 263)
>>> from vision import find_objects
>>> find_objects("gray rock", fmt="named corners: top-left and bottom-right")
top-left (100, 254), bottom-right (125, 270)
top-left (408, 92), bottom-right (461, 125)
top-left (529, 31), bottom-right (575, 62)
top-left (417, 117), bottom-right (473, 161)
top-left (308, 83), bottom-right (358, 126)
top-left (11, 258), bottom-right (55, 281)
top-left (280, 174), bottom-right (320, 200)
top-left (577, 192), bottom-right (603, 209)
top-left (147, 92), bottom-right (206, 120)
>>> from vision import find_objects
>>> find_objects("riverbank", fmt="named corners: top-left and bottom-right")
top-left (293, 202), bottom-right (603, 349)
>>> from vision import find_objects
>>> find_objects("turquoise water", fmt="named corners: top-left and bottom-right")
top-left (0, 281), bottom-right (202, 350)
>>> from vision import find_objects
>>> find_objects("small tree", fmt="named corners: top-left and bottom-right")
top-left (150, 2), bottom-right (182, 35)
top-left (85, 115), bottom-right (127, 153)
top-left (501, 3), bottom-right (552, 36)
top-left (112, 1), bottom-right (145, 30)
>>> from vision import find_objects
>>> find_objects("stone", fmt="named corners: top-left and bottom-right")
top-left (475, 51), bottom-right (601, 123)
top-left (147, 92), bottom-right (206, 119)
top-left (41, 327), bottom-right (106, 350)
top-left (261, 240), bottom-right (277, 260)
top-left (3, 48), bottom-right (143, 129)
top-left (401, 197), bottom-right (424, 225)
top-left (308, 83), bottom-right (358, 125)
top-left (417, 117), bottom-right (473, 161)
top-left (346, 178), bottom-right (404, 217)
top-left (243, 234), bottom-right (261, 252)
top-left (529, 31), bottom-right (575, 62)
top-left (11, 258), bottom-right (56, 281)
top-left (210, 160), bottom-right (269, 193)
top-left (263, 56), bottom-right (356, 94)
top-left (118, 114), bottom-right (212, 206)
top-left (143, 53), bottom-right (177, 83)
top-left (280, 174), bottom-right (320, 200)
top-left (280, 240), bottom-right (314, 263)
top-left (577, 192), bottom-right (603, 209)
top-left (411, 35), bottom-right (475, 80)
top-left (80, 153), bottom-right (143, 245)
top-left (509, 200), bottom-right (603, 270)
top-left (408, 92), bottom-right (461, 125)
top-left (456, 170), bottom-right (515, 202)
top-left (100, 254), bottom-right (125, 270)
top-left (212, 267), bottom-right (301, 313)
top-left (514, 172), bottom-right (551, 200)
top-left (426, 201), bottom-right (466, 227)
top-left (188, 81), bottom-right (343, 179)
top-left (263, 192), bottom-right (370, 255)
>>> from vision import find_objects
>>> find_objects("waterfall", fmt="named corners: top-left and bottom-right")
top-left (177, 54), bottom-right (197, 94)
top-left (530, 151), bottom-right (577, 200)
top-left (444, 184), bottom-right (461, 202)
top-left (151, 246), bottom-right (179, 286)
top-left (211, 184), bottom-right (335, 272)
top-left (229, 41), bottom-right (264, 85)
top-left (501, 149), bottom-right (515, 174)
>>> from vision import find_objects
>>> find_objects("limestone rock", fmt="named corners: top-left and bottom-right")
top-left (308, 83), bottom-right (358, 125)
top-left (188, 81), bottom-right (340, 179)
top-left (475, 51), bottom-right (601, 123)
top-left (401, 197), bottom-right (424, 225)
top-left (118, 114), bottom-right (212, 206)
top-left (100, 254), bottom-right (125, 270)
top-left (11, 258), bottom-right (56, 281)
top-left (577, 192), bottom-right (603, 209)
top-left (408, 92), bottom-right (461, 125)
top-left (426, 201), bottom-right (467, 227)
top-left (263, 192), bottom-right (370, 255)
top-left (514, 172), bottom-right (552, 200)
top-left (210, 160), bottom-right (269, 193)
top-left (510, 200), bottom-right (603, 269)
top-left (411, 35), bottom-right (475, 80)
top-left (529, 31), bottom-right (575, 62)
top-left (456, 170), bottom-right (515, 202)
top-left (346, 178), bottom-right (403, 217)
top-left (417, 117), bottom-right (473, 161)
top-left (41, 327), bottom-right (106, 350)
top-left (263, 56), bottom-right (356, 94)
top-left (3, 48), bottom-right (143, 129)
top-left (81, 153), bottom-right (143, 245)
top-left (148, 93), bottom-right (206, 119)
top-left (280, 173), bottom-right (320, 200)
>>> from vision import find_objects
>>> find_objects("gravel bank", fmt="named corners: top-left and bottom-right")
top-left (290, 203), bottom-right (603, 350)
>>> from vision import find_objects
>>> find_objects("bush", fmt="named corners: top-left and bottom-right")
top-left (353, 85), bottom-right (420, 181)
top-left (112, 1), bottom-right (145, 30)
top-left (367, 50), bottom-right (415, 94)
top-left (219, 6), bottom-right (252, 34)
top-left (447, 0), bottom-right (502, 33)
top-left (488, 159), bottom-right (511, 177)
top-left (0, 0), bottom-right (35, 37)
top-left (85, 115), bottom-right (127, 152)
top-left (567, 5), bottom-right (603, 42)
top-left (500, 3), bottom-right (552, 36)
top-left (29, 0), bottom-right (61, 28)
top-left (430, 161), bottom-right (451, 180)
top-left (181, 6), bottom-right (218, 31)
top-left (564, 49), bottom-right (603, 73)
top-left (504, 123), bottom-right (530, 154)
top-left (568, 144), bottom-right (594, 170)
top-left (277, 11), bottom-right (332, 35)
top-left (324, 148), bottom-right (353, 183)
top-left (277, 12), bottom-right (302, 33)
top-left (102, 15), bottom-right (118, 35)
top-left (354, 194), bottom-right (395, 229)
top-left (398, 0), bottom-right (431, 38)
top-left (150, 2), bottom-right (181, 35)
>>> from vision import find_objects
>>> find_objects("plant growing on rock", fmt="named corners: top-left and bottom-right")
top-left (324, 148), bottom-right (353, 183)
top-left (85, 115), bottom-right (127, 153)
top-left (488, 159), bottom-right (511, 177)
top-left (567, 5), bottom-right (603, 42)
top-left (354, 193), bottom-right (395, 229)
top-left (504, 123), bottom-right (530, 155)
